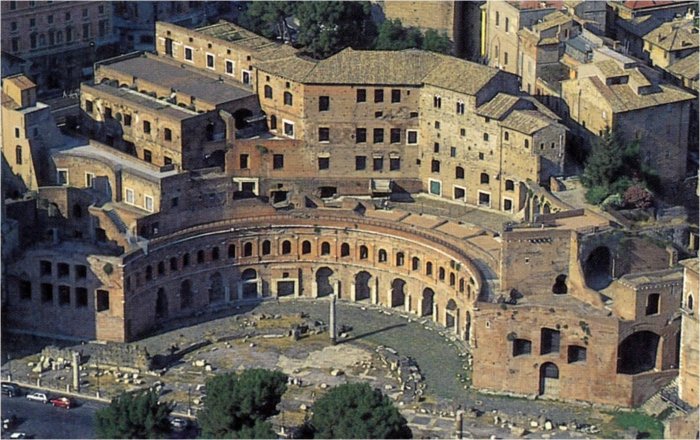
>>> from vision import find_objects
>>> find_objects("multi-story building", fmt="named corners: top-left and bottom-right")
top-left (0, 1), bottom-right (119, 95)
top-left (642, 15), bottom-right (699, 69)
top-left (561, 57), bottom-right (695, 186)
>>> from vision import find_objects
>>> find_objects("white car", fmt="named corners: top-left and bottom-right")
top-left (10, 432), bottom-right (26, 439)
top-left (25, 392), bottom-right (48, 404)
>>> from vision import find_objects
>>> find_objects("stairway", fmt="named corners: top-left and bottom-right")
top-left (641, 377), bottom-right (690, 419)
top-left (104, 207), bottom-right (128, 235)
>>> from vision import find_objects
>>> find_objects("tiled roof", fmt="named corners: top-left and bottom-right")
top-left (196, 21), bottom-right (299, 61)
top-left (5, 74), bottom-right (36, 90)
top-left (585, 75), bottom-right (695, 112)
top-left (475, 93), bottom-right (521, 119)
top-left (615, 15), bottom-right (662, 38)
top-left (532, 11), bottom-right (572, 31)
top-left (621, 0), bottom-right (687, 10)
top-left (255, 48), bottom-right (502, 95)
top-left (500, 109), bottom-right (555, 134)
top-left (667, 51), bottom-right (699, 81)
top-left (643, 18), bottom-right (699, 52)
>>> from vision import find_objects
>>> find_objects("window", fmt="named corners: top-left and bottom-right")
top-left (15, 128), bottom-right (20, 138)
top-left (426, 262), bottom-right (433, 275)
top-left (85, 100), bottom-right (94, 113)
top-left (504, 131), bottom-right (509, 141)
top-left (283, 121), bottom-right (294, 138)
top-left (205, 53), bottom-right (215, 69)
top-left (125, 188), bottom-right (135, 204)
top-left (456, 166), bottom-right (464, 179)
top-left (356, 128), bottom-right (367, 143)
top-left (283, 92), bottom-right (293, 106)
top-left (65, 11), bottom-right (71, 20)
top-left (15, 146), bottom-right (22, 165)
top-left (429, 179), bottom-right (441, 196)
top-left (262, 240), bottom-right (271, 255)
top-left (540, 328), bottom-right (560, 354)
top-left (478, 191), bottom-right (490, 206)
top-left (439, 267), bottom-right (446, 281)
top-left (503, 199), bottom-right (512, 212)
top-left (163, 128), bottom-right (172, 142)
top-left (373, 128), bottom-right (384, 143)
top-left (184, 47), bottom-right (193, 61)
top-left (30, 18), bottom-right (36, 28)
top-left (431, 160), bottom-right (440, 173)
top-left (57, 169), bottom-right (68, 185)
top-left (264, 85), bottom-right (273, 99)
top-left (454, 186), bottom-right (466, 200)
top-left (480, 173), bottom-right (489, 184)
top-left (319, 96), bottom-right (330, 111)
top-left (143, 121), bottom-right (151, 134)
top-left (460, 128), bottom-right (466, 137)
top-left (395, 252), bottom-right (405, 266)
top-left (321, 242), bottom-right (331, 255)
top-left (505, 179), bottom-right (515, 191)
top-left (483, 133), bottom-right (489, 141)
top-left (48, 15), bottom-right (54, 25)
top-left (646, 293), bottom-right (660, 315)
top-left (357, 89), bottom-right (366, 102)
top-left (318, 157), bottom-right (330, 170)
top-left (359, 245), bottom-right (369, 259)
top-left (124, 114), bottom-right (132, 126)
top-left (412, 257), bottom-right (420, 271)
top-left (355, 156), bottom-right (366, 170)
top-left (273, 154), bottom-right (284, 169)
top-left (76, 265), bottom-right (87, 279)
top-left (244, 242), bottom-right (253, 257)
top-left (318, 127), bottom-right (330, 142)
top-left (390, 128), bottom-right (401, 144)
top-left (567, 345), bottom-right (587, 363)
top-left (143, 149), bottom-right (152, 163)
top-left (82, 23), bottom-right (90, 39)
top-left (389, 156), bottom-right (400, 171)
top-left (76, 288), bottom-right (88, 307)
top-left (302, 241), bottom-right (312, 254)
top-left (513, 339), bottom-right (532, 356)
top-left (227, 244), bottom-right (236, 258)
top-left (145, 195), bottom-right (154, 212)
top-left (373, 156), bottom-right (383, 171)
top-left (57, 263), bottom-right (69, 278)
top-left (434, 121), bottom-right (441, 129)
top-left (280, 240), bottom-right (292, 255)
top-left (242, 70), bottom-right (251, 84)
top-left (378, 249), bottom-right (388, 263)
top-left (41, 283), bottom-right (53, 303)
top-left (391, 89), bottom-right (401, 103)
top-left (374, 89), bottom-right (384, 103)
top-left (40, 260), bottom-right (52, 276)
top-left (226, 60), bottom-right (234, 75)
top-left (450, 147), bottom-right (456, 157)
top-left (407, 130), bottom-right (418, 144)
top-left (433, 96), bottom-right (442, 108)
top-left (240, 154), bottom-right (249, 169)
top-left (96, 290), bottom-right (110, 312)
top-left (456, 101), bottom-right (465, 115)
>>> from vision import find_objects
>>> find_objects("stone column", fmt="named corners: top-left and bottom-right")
top-left (371, 279), bottom-right (378, 305)
top-left (224, 284), bottom-right (231, 303)
top-left (329, 294), bottom-right (337, 345)
top-left (71, 351), bottom-right (80, 393)
top-left (405, 296), bottom-right (411, 313)
top-left (350, 282), bottom-right (357, 302)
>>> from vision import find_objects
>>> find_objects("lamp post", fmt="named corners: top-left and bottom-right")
top-left (187, 385), bottom-right (192, 416)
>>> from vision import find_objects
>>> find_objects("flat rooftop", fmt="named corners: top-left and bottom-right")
top-left (85, 82), bottom-right (199, 121)
top-left (99, 54), bottom-right (254, 106)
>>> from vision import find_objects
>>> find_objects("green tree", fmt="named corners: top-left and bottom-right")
top-left (198, 368), bottom-right (288, 439)
top-left (422, 29), bottom-right (452, 54)
top-left (95, 389), bottom-right (173, 439)
top-left (238, 2), bottom-right (297, 41)
top-left (374, 19), bottom-right (423, 50)
top-left (309, 383), bottom-right (412, 439)
top-left (295, 2), bottom-right (376, 58)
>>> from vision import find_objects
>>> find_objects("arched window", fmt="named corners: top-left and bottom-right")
top-left (378, 249), bottom-right (388, 263)
top-left (359, 245), bottom-right (368, 260)
top-left (264, 85), bottom-right (273, 99)
top-left (505, 179), bottom-right (515, 191)
top-left (212, 246), bottom-right (220, 260)
top-left (480, 173), bottom-right (489, 184)
top-left (270, 115), bottom-right (277, 130)
top-left (302, 240), bottom-right (312, 255)
top-left (283, 91), bottom-right (293, 106)
top-left (15, 145), bottom-right (22, 165)
top-left (262, 240), bottom-right (271, 255)
top-left (321, 242), bottom-right (331, 255)
top-left (282, 240), bottom-right (292, 255)
top-left (340, 243), bottom-right (350, 257)
top-left (244, 242), bottom-right (253, 257)
top-left (688, 294), bottom-right (694, 311)
top-left (412, 257), bottom-right (420, 271)
top-left (439, 267), bottom-right (446, 281)
top-left (459, 278), bottom-right (465, 293)
top-left (396, 252), bottom-right (405, 266)
top-left (197, 250), bottom-right (205, 263)
top-left (426, 262), bottom-right (433, 276)
top-left (170, 257), bottom-right (178, 271)
top-left (455, 166), bottom-right (464, 179)
top-left (183, 253), bottom-right (190, 267)
top-left (228, 244), bottom-right (236, 258)
top-left (449, 272), bottom-right (456, 286)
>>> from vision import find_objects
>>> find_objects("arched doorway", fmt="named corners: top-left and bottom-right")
top-left (180, 280), bottom-right (192, 310)
top-left (241, 269), bottom-right (258, 299)
top-left (617, 331), bottom-right (660, 374)
top-left (316, 267), bottom-right (334, 297)
top-left (421, 288), bottom-right (434, 317)
top-left (156, 288), bottom-right (168, 319)
top-left (445, 299), bottom-right (458, 332)
top-left (354, 271), bottom-right (371, 301)
top-left (390, 279), bottom-right (405, 308)
top-left (232, 108), bottom-right (253, 130)
top-left (584, 246), bottom-right (612, 290)
top-left (539, 362), bottom-right (559, 396)
top-left (209, 272), bottom-right (224, 304)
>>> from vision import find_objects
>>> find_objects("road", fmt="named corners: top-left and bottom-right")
top-left (1, 394), bottom-right (100, 439)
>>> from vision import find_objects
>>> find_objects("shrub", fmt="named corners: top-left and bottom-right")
top-left (623, 185), bottom-right (653, 209)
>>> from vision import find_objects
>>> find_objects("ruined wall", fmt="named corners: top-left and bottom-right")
top-left (679, 259), bottom-right (699, 407)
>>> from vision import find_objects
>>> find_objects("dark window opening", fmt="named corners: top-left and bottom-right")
top-left (319, 96), bottom-right (330, 111)
top-left (513, 339), bottom-right (532, 356)
top-left (646, 293), bottom-right (660, 315)
top-left (552, 274), bottom-right (568, 294)
top-left (374, 89), bottom-right (384, 103)
top-left (41, 283), bottom-right (53, 303)
top-left (228, 244), bottom-right (236, 258)
top-left (76, 287), bottom-right (88, 307)
top-left (356, 89), bottom-right (366, 102)
top-left (244, 242), bottom-right (253, 257)
top-left (540, 328), bottom-right (560, 355)
top-left (19, 280), bottom-right (32, 300)
top-left (197, 250), bottom-right (205, 264)
top-left (321, 242), bottom-right (331, 255)
top-left (302, 241), bottom-right (312, 255)
top-left (355, 156), bottom-right (366, 170)
top-left (58, 285), bottom-right (70, 306)
top-left (273, 154), bottom-right (284, 169)
top-left (40, 260), bottom-right (52, 276)
top-left (356, 128), bottom-right (367, 143)
top-left (567, 345), bottom-right (587, 363)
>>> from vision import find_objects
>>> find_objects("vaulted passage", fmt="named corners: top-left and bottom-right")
top-left (354, 271), bottom-right (371, 301)
top-left (241, 269), bottom-right (258, 299)
top-left (316, 267), bottom-right (334, 297)
top-left (584, 246), bottom-right (612, 290)
top-left (208, 272), bottom-right (224, 304)
top-left (156, 288), bottom-right (168, 319)
top-left (446, 299), bottom-right (458, 331)
top-left (421, 288), bottom-right (434, 317)
top-left (617, 331), bottom-right (660, 374)
top-left (390, 278), bottom-right (406, 307)
top-left (180, 280), bottom-right (192, 310)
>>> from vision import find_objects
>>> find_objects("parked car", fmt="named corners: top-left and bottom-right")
top-left (25, 392), bottom-right (48, 404)
top-left (170, 418), bottom-right (188, 431)
top-left (1, 383), bottom-right (20, 397)
top-left (9, 432), bottom-right (27, 439)
top-left (49, 397), bottom-right (73, 409)
top-left (2, 415), bottom-right (18, 430)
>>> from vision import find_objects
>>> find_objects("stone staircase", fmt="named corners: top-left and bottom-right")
top-left (641, 377), bottom-right (692, 419)
top-left (104, 207), bottom-right (128, 234)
